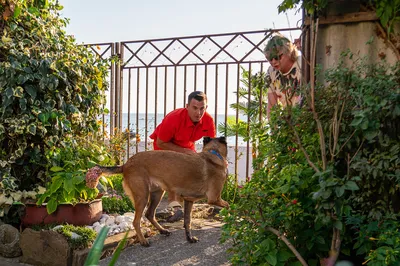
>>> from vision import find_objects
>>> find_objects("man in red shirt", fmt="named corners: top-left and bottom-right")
top-left (149, 91), bottom-right (216, 222)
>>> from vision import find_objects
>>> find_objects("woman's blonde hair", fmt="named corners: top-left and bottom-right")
top-left (263, 33), bottom-right (298, 62)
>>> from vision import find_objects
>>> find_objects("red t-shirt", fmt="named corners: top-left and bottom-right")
top-left (149, 108), bottom-right (216, 151)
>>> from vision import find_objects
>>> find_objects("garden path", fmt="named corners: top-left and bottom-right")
top-left (99, 197), bottom-right (233, 266)
top-left (0, 198), bottom-right (232, 266)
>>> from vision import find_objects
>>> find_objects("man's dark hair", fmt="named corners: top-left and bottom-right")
top-left (188, 91), bottom-right (207, 103)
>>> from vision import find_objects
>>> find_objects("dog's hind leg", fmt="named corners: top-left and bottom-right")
top-left (123, 178), bottom-right (150, 247)
top-left (183, 200), bottom-right (198, 243)
top-left (145, 190), bottom-right (171, 236)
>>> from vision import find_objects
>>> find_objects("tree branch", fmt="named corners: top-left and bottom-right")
top-left (284, 116), bottom-right (321, 173)
top-left (375, 22), bottom-right (400, 61)
top-left (266, 226), bottom-right (309, 266)
top-left (310, 18), bottom-right (328, 171)
top-left (322, 228), bottom-right (341, 266)
top-left (256, 206), bottom-right (308, 266)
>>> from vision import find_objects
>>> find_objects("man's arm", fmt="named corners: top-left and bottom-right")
top-left (156, 138), bottom-right (195, 154)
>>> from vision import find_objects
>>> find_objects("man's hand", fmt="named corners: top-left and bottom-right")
top-left (182, 148), bottom-right (196, 154)
top-left (156, 138), bottom-right (196, 154)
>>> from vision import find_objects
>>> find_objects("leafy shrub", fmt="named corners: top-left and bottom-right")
top-left (221, 173), bottom-right (242, 205)
top-left (221, 55), bottom-right (400, 265)
top-left (102, 195), bottom-right (133, 215)
top-left (0, 1), bottom-right (110, 193)
top-left (36, 135), bottom-right (116, 214)
top-left (101, 174), bottom-right (134, 214)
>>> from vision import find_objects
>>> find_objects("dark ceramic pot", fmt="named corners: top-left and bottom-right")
top-left (22, 199), bottom-right (102, 227)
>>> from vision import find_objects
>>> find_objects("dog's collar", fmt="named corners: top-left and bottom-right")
top-left (209, 150), bottom-right (223, 160)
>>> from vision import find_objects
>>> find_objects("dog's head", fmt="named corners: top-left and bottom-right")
top-left (202, 136), bottom-right (228, 158)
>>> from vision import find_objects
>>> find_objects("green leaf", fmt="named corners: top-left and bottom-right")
top-left (321, 189), bottom-right (332, 199)
top-left (50, 111), bottom-right (58, 119)
top-left (108, 230), bottom-right (129, 266)
top-left (360, 120), bottom-right (369, 130)
top-left (262, 238), bottom-right (276, 251)
top-left (19, 98), bottom-right (27, 111)
top-left (344, 181), bottom-right (359, 191)
top-left (36, 191), bottom-right (51, 205)
top-left (335, 186), bottom-right (345, 197)
top-left (38, 113), bottom-right (49, 123)
top-left (50, 166), bottom-right (64, 172)
top-left (27, 124), bottom-right (37, 135)
top-left (73, 175), bottom-right (84, 185)
top-left (17, 74), bottom-right (29, 84)
top-left (315, 235), bottom-right (325, 245)
top-left (350, 116), bottom-right (363, 127)
top-left (46, 198), bottom-right (58, 214)
top-left (14, 86), bottom-right (24, 97)
top-left (84, 226), bottom-right (110, 266)
top-left (334, 220), bottom-right (343, 230)
top-left (64, 175), bottom-right (74, 193)
top-left (266, 250), bottom-right (278, 266)
top-left (25, 85), bottom-right (37, 100)
top-left (5, 87), bottom-right (13, 98)
top-left (28, 6), bottom-right (40, 16)
top-left (365, 130), bottom-right (378, 140)
top-left (13, 6), bottom-right (22, 18)
top-left (50, 176), bottom-right (63, 193)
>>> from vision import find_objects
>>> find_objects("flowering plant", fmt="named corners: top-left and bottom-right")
top-left (86, 166), bottom-right (103, 189)
top-left (36, 135), bottom-right (116, 214)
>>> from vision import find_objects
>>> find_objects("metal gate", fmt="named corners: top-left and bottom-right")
top-left (87, 28), bottom-right (301, 183)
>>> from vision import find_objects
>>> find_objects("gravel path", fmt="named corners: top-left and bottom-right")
top-left (99, 219), bottom-right (232, 266)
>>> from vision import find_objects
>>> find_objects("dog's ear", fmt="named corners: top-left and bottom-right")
top-left (218, 136), bottom-right (227, 145)
top-left (203, 137), bottom-right (212, 146)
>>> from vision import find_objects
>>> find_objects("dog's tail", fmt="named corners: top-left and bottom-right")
top-left (85, 165), bottom-right (123, 188)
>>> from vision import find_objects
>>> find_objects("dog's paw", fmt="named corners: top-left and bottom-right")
top-left (160, 229), bottom-right (171, 236)
top-left (221, 200), bottom-right (230, 208)
top-left (188, 236), bottom-right (199, 243)
top-left (140, 239), bottom-right (150, 247)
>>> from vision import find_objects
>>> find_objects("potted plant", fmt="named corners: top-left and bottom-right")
top-left (22, 135), bottom-right (117, 226)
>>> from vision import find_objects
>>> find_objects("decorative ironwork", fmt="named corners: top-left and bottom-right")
top-left (121, 28), bottom-right (299, 68)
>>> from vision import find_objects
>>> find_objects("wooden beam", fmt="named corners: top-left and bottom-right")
top-left (304, 11), bottom-right (378, 26)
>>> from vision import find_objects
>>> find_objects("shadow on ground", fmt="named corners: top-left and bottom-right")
top-left (99, 219), bottom-right (232, 266)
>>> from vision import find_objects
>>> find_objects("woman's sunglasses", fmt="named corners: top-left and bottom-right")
top-left (268, 53), bottom-right (283, 62)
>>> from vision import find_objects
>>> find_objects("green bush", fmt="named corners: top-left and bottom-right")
top-left (0, 1), bottom-right (110, 193)
top-left (36, 135), bottom-right (116, 214)
top-left (221, 55), bottom-right (400, 265)
top-left (101, 174), bottom-right (134, 214)
top-left (221, 173), bottom-right (243, 205)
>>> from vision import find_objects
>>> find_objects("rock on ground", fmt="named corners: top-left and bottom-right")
top-left (0, 224), bottom-right (22, 258)
top-left (19, 228), bottom-right (70, 266)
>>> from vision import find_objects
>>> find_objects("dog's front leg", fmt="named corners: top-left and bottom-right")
top-left (183, 200), bottom-right (198, 243)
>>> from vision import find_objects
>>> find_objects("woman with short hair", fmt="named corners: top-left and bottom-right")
top-left (263, 33), bottom-right (302, 119)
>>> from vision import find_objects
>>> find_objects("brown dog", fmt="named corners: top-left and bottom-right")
top-left (86, 136), bottom-right (229, 246)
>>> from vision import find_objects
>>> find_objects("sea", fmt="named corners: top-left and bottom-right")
top-left (103, 113), bottom-right (248, 146)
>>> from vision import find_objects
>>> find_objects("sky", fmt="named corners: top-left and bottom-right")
top-left (58, 0), bottom-right (303, 44)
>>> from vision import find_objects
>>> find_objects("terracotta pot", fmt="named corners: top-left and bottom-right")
top-left (22, 199), bottom-right (102, 227)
